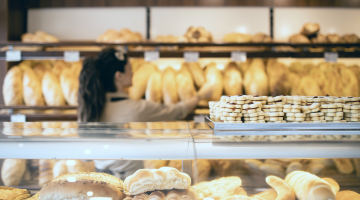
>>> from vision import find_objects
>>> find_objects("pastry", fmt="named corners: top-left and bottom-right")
top-left (259, 164), bottom-right (285, 178)
top-left (53, 160), bottom-right (68, 178)
top-left (322, 178), bottom-right (339, 194)
top-left (0, 186), bottom-right (31, 200)
top-left (42, 71), bottom-right (66, 106)
top-left (251, 189), bottom-right (277, 200)
top-left (150, 191), bottom-right (165, 200)
top-left (39, 172), bottom-right (123, 200)
top-left (146, 70), bottom-right (163, 103)
top-left (266, 175), bottom-right (295, 200)
top-left (223, 33), bottom-right (252, 43)
top-left (327, 34), bottom-right (341, 43)
top-left (223, 62), bottom-right (243, 96)
top-left (162, 67), bottom-right (179, 105)
top-left (289, 34), bottom-right (310, 43)
top-left (1, 159), bottom-right (26, 186)
top-left (336, 190), bottom-right (360, 200)
top-left (3, 66), bottom-right (24, 105)
top-left (123, 167), bottom-right (191, 195)
top-left (285, 171), bottom-right (335, 200)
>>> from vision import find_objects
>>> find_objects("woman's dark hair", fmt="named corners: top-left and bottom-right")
top-left (78, 48), bottom-right (128, 122)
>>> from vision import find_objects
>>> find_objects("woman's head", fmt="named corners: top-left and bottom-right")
top-left (78, 48), bottom-right (132, 122)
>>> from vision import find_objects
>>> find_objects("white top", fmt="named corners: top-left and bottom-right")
top-left (95, 91), bottom-right (189, 176)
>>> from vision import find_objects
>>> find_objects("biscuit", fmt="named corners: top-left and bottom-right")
top-left (247, 109), bottom-right (256, 114)
top-left (249, 121), bottom-right (259, 123)
top-left (295, 113), bottom-right (305, 118)
top-left (258, 116), bottom-right (265, 120)
top-left (229, 113), bottom-right (238, 117)
top-left (311, 107), bottom-right (320, 112)
top-left (269, 108), bottom-right (278, 112)
top-left (318, 112), bottom-right (324, 116)
top-left (351, 113), bottom-right (360, 118)
top-left (333, 116), bottom-right (342, 121)
top-left (336, 108), bottom-right (342, 112)
top-left (236, 96), bottom-right (246, 101)
top-left (269, 112), bottom-right (279, 117)
top-left (320, 104), bottom-right (329, 109)
top-left (220, 116), bottom-right (226, 120)
top-left (326, 112), bottom-right (335, 117)
top-left (286, 117), bottom-right (295, 121)
top-left (250, 117), bottom-right (258, 121)
top-left (351, 105), bottom-right (360, 110)
top-left (221, 96), bottom-right (228, 102)
top-left (311, 116), bottom-right (320, 121)
top-left (343, 105), bottom-right (351, 109)
top-left (250, 104), bottom-right (259, 109)
top-left (270, 117), bottom-right (280, 121)
top-left (224, 108), bottom-right (233, 112)
top-left (227, 121), bottom-right (236, 123)
top-left (230, 96), bottom-right (238, 101)
top-left (286, 113), bottom-right (295, 117)
top-left (295, 117), bottom-right (305, 121)
top-left (343, 109), bottom-right (351, 113)
top-left (291, 109), bottom-right (301, 113)
top-left (319, 116), bottom-right (325, 120)
top-left (236, 121), bottom-right (243, 123)
top-left (293, 101), bottom-right (301, 105)
top-left (263, 108), bottom-right (270, 112)
top-left (350, 117), bottom-right (359, 122)
top-left (226, 117), bottom-right (236, 121)
top-left (350, 109), bottom-right (360, 113)
top-left (249, 113), bottom-right (258, 117)
top-left (252, 96), bottom-right (262, 101)
top-left (310, 103), bottom-right (320, 109)
top-left (267, 97), bottom-right (274, 102)
top-left (258, 120), bottom-right (266, 123)
top-left (283, 105), bottom-right (292, 109)
top-left (335, 112), bottom-right (343, 117)
top-left (258, 112), bottom-right (265, 116)
top-left (236, 101), bottom-right (245, 105)
top-left (283, 108), bottom-right (291, 113)
top-left (327, 108), bottom-right (336, 113)
top-left (325, 116), bottom-right (333, 121)
top-left (233, 109), bottom-right (241, 113)
top-left (222, 112), bottom-right (229, 116)
top-left (256, 108), bottom-right (261, 112)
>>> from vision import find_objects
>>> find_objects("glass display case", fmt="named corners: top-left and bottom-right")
top-left (0, 121), bottom-right (359, 199)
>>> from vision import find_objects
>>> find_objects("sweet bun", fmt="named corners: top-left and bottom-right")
top-left (39, 172), bottom-right (123, 200)
top-left (124, 167), bottom-right (191, 195)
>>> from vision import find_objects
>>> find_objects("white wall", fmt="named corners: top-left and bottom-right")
top-left (274, 8), bottom-right (360, 41)
top-left (151, 7), bottom-right (270, 41)
top-left (28, 8), bottom-right (146, 41)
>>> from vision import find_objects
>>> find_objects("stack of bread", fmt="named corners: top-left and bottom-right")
top-left (96, 28), bottom-right (142, 43)
top-left (21, 31), bottom-right (59, 43)
top-left (3, 60), bottom-right (81, 106)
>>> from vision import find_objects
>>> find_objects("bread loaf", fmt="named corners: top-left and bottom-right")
top-left (197, 159), bottom-right (211, 182)
top-left (333, 159), bottom-right (354, 174)
top-left (42, 71), bottom-right (66, 106)
top-left (129, 63), bottom-right (157, 100)
top-left (312, 34), bottom-right (328, 43)
top-left (39, 159), bottom-right (55, 186)
top-left (176, 65), bottom-right (196, 101)
top-left (285, 171), bottom-right (335, 200)
top-left (193, 176), bottom-right (242, 200)
top-left (252, 33), bottom-right (272, 43)
top-left (39, 172), bottom-right (123, 200)
top-left (1, 159), bottom-right (26, 186)
top-left (186, 62), bottom-right (205, 88)
top-left (144, 160), bottom-right (169, 169)
top-left (266, 175), bottom-right (295, 200)
top-left (60, 68), bottom-right (79, 105)
top-left (251, 189), bottom-right (277, 200)
top-left (289, 34), bottom-right (310, 43)
top-left (52, 60), bottom-right (70, 77)
top-left (266, 59), bottom-right (290, 96)
top-left (223, 33), bottom-right (252, 43)
top-left (23, 68), bottom-right (45, 105)
top-left (162, 67), bottom-right (179, 105)
top-left (243, 59), bottom-right (269, 96)
top-left (352, 158), bottom-right (360, 178)
top-left (306, 163), bottom-right (325, 176)
top-left (340, 68), bottom-right (360, 97)
top-left (53, 160), bottom-right (68, 178)
top-left (70, 61), bottom-right (83, 77)
top-left (223, 62), bottom-right (243, 96)
top-left (33, 62), bottom-right (51, 80)
top-left (204, 63), bottom-right (223, 101)
top-left (336, 190), bottom-right (360, 200)
top-left (3, 66), bottom-right (24, 105)
top-left (301, 23), bottom-right (320, 36)
top-left (146, 70), bottom-right (163, 103)
top-left (124, 167), bottom-right (191, 195)
top-left (327, 34), bottom-right (341, 43)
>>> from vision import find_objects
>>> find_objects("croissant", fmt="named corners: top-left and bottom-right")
top-left (181, 187), bottom-right (197, 200)
top-left (322, 178), bottom-right (339, 194)
top-left (149, 191), bottom-right (165, 200)
top-left (166, 190), bottom-right (181, 200)
top-left (266, 175), bottom-right (295, 200)
top-left (135, 193), bottom-right (150, 200)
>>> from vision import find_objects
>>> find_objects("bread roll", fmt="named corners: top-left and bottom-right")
top-left (135, 193), bottom-right (150, 200)
top-left (124, 167), bottom-right (191, 195)
top-left (333, 159), bottom-right (354, 174)
top-left (39, 159), bottom-right (55, 186)
top-left (146, 70), bottom-right (163, 103)
top-left (244, 159), bottom-right (264, 173)
top-left (251, 189), bottom-right (277, 200)
top-left (39, 172), bottom-right (123, 200)
top-left (176, 65), bottom-right (196, 101)
top-left (185, 62), bottom-right (205, 88)
top-left (266, 175), bottom-right (295, 200)
top-left (301, 23), bottom-right (320, 36)
top-left (295, 76), bottom-right (323, 96)
top-left (289, 34), bottom-right (310, 43)
top-left (243, 59), bottom-right (269, 96)
top-left (42, 71), bottom-right (66, 106)
top-left (1, 159), bottom-right (26, 186)
top-left (266, 59), bottom-right (290, 96)
top-left (252, 33), bottom-right (272, 43)
top-left (53, 160), bottom-right (68, 178)
top-left (327, 34), bottom-right (342, 43)
top-left (162, 67), bottom-right (179, 105)
top-left (129, 63), bottom-right (157, 100)
top-left (3, 66), bottom-right (24, 105)
top-left (322, 178), bottom-right (339, 194)
top-left (223, 62), bottom-right (243, 96)
top-left (342, 33), bottom-right (359, 43)
top-left (312, 34), bottom-right (328, 43)
top-left (52, 60), bottom-right (70, 77)
top-left (144, 160), bottom-right (168, 169)
top-left (204, 63), bottom-right (223, 101)
top-left (60, 68), bottom-right (79, 105)
top-left (23, 68), bottom-right (45, 105)
top-left (285, 171), bottom-right (335, 200)
top-left (336, 190), bottom-right (360, 200)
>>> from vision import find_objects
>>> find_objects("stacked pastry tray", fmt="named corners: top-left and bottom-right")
top-left (205, 117), bottom-right (360, 136)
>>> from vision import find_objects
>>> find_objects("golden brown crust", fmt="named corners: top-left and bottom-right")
top-left (3, 66), bottom-right (24, 105)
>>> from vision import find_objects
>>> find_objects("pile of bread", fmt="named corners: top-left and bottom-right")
top-left (3, 60), bottom-right (81, 106)
top-left (1, 159), bottom-right (95, 187)
top-left (223, 32), bottom-right (272, 43)
top-left (289, 23), bottom-right (359, 44)
top-left (21, 31), bottom-right (59, 43)
top-left (96, 28), bottom-right (143, 43)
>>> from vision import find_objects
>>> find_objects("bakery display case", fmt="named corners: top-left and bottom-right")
top-left (0, 121), bottom-right (360, 198)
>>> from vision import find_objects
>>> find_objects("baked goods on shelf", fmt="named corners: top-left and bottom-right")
top-left (154, 35), bottom-right (188, 43)
top-left (39, 172), bottom-right (124, 200)
top-left (146, 70), bottom-right (163, 103)
top-left (336, 190), bottom-right (360, 199)
top-left (23, 68), bottom-right (45, 106)
top-left (223, 62), bottom-right (243, 96)
top-left (223, 33), bottom-right (252, 43)
top-left (204, 63), bottom-right (223, 101)
top-left (96, 28), bottom-right (142, 43)
top-left (1, 159), bottom-right (27, 186)
top-left (0, 186), bottom-right (31, 200)
top-left (21, 31), bottom-right (59, 43)
top-left (243, 59), bottom-right (268, 96)
top-left (184, 26), bottom-right (213, 43)
top-left (3, 66), bottom-right (24, 105)
top-left (176, 65), bottom-right (197, 101)
top-left (124, 167), bottom-right (191, 195)
top-left (301, 22), bottom-right (320, 36)
top-left (129, 63), bottom-right (157, 100)
top-left (42, 71), bottom-right (66, 106)
top-left (162, 67), bottom-right (179, 105)
top-left (252, 33), bottom-right (272, 43)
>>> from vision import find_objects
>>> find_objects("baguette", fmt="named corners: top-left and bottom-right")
top-left (129, 63), bottom-right (157, 100)
top-left (352, 158), bottom-right (360, 178)
top-left (176, 65), bottom-right (196, 101)
top-left (333, 159), bottom-right (354, 174)
top-left (1, 159), bottom-right (26, 186)
top-left (52, 160), bottom-right (68, 178)
top-left (42, 71), bottom-right (66, 106)
top-left (251, 189), bottom-right (277, 200)
top-left (243, 59), bottom-right (268, 96)
top-left (52, 60), bottom-right (70, 77)
top-left (60, 68), bottom-right (79, 105)
top-left (223, 62), bottom-right (243, 96)
top-left (186, 62), bottom-right (205, 88)
top-left (3, 66), bottom-right (24, 105)
top-left (259, 164), bottom-right (285, 178)
top-left (204, 63), bottom-right (223, 101)
top-left (162, 67), bottom-right (179, 105)
top-left (39, 159), bottom-right (55, 186)
top-left (23, 68), bottom-right (45, 106)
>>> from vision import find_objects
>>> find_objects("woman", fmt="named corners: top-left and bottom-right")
top-left (78, 48), bottom-right (213, 179)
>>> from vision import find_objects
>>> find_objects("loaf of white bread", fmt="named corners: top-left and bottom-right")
top-left (123, 167), bottom-right (191, 195)
top-left (162, 67), bottom-right (179, 105)
top-left (39, 172), bottom-right (124, 200)
top-left (23, 68), bottom-right (45, 106)
top-left (204, 63), bottom-right (223, 101)
top-left (22, 30), bottom-right (59, 43)
top-left (243, 59), bottom-right (269, 96)
top-left (285, 171), bottom-right (336, 200)
top-left (146, 70), bottom-right (163, 103)
top-left (223, 62), bottom-right (243, 96)
top-left (60, 68), bottom-right (79, 105)
top-left (42, 71), bottom-right (66, 106)
top-left (176, 65), bottom-right (197, 101)
top-left (2, 66), bottom-right (24, 105)
top-left (1, 159), bottom-right (26, 186)
top-left (129, 63), bottom-right (157, 100)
